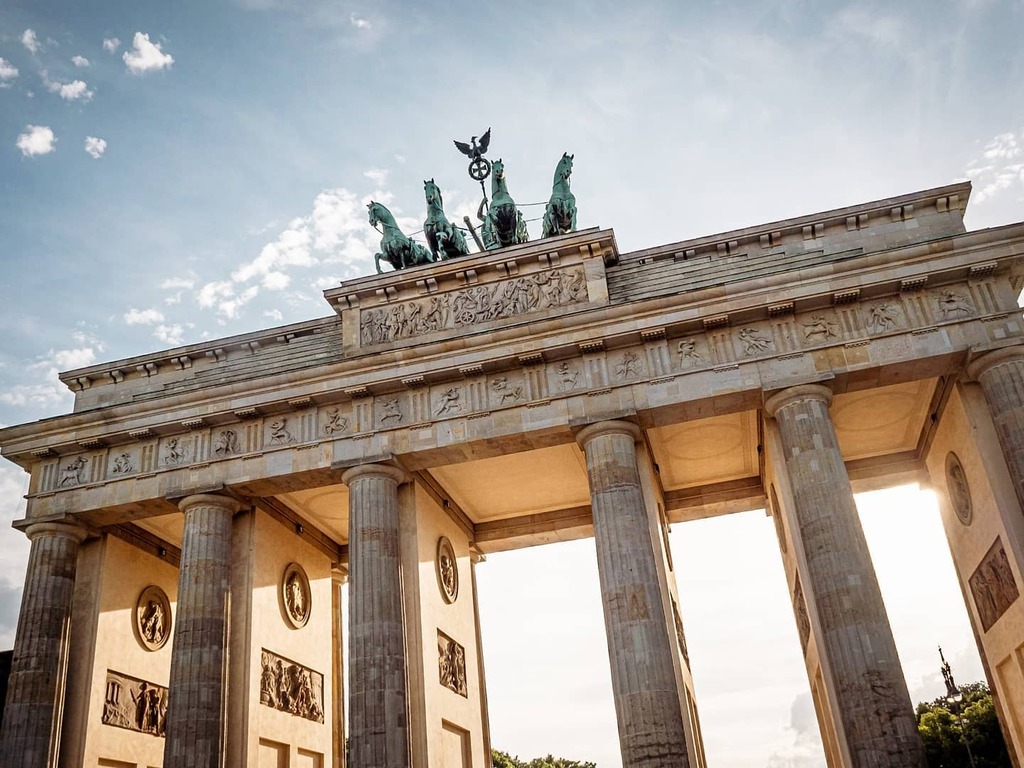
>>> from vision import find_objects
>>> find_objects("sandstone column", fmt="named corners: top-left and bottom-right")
top-left (765, 385), bottom-right (925, 768)
top-left (0, 520), bottom-right (86, 768)
top-left (163, 493), bottom-right (240, 768)
top-left (343, 464), bottom-right (411, 768)
top-left (332, 567), bottom-right (348, 768)
top-left (576, 421), bottom-right (689, 768)
top-left (967, 345), bottom-right (1024, 513)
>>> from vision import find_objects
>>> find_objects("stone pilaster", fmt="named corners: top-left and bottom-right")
top-left (163, 493), bottom-right (240, 768)
top-left (332, 567), bottom-right (348, 768)
top-left (342, 464), bottom-right (411, 768)
top-left (0, 521), bottom-right (86, 768)
top-left (765, 385), bottom-right (925, 768)
top-left (576, 421), bottom-right (690, 768)
top-left (967, 345), bottom-right (1024, 513)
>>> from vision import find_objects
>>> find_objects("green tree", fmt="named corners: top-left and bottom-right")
top-left (916, 682), bottom-right (1012, 768)
top-left (490, 749), bottom-right (597, 768)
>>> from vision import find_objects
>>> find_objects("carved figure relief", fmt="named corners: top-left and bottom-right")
top-left (969, 538), bottom-right (1020, 632)
top-left (436, 536), bottom-right (459, 604)
top-left (556, 362), bottom-right (580, 390)
top-left (677, 339), bottom-right (705, 368)
top-left (937, 290), bottom-right (974, 320)
top-left (615, 351), bottom-right (642, 379)
top-left (793, 576), bottom-right (811, 652)
top-left (323, 407), bottom-right (349, 435)
top-left (259, 648), bottom-right (324, 723)
top-left (491, 377), bottom-right (523, 404)
top-left (801, 314), bottom-right (839, 342)
top-left (739, 327), bottom-right (772, 355)
top-left (59, 456), bottom-right (87, 486)
top-left (945, 452), bottom-right (973, 526)
top-left (866, 303), bottom-right (900, 333)
top-left (102, 670), bottom-right (168, 737)
top-left (671, 600), bottom-right (689, 666)
top-left (435, 387), bottom-right (463, 417)
top-left (379, 398), bottom-right (403, 426)
top-left (112, 452), bottom-right (134, 475)
top-left (162, 438), bottom-right (188, 466)
top-left (268, 418), bottom-right (295, 445)
top-left (359, 266), bottom-right (587, 345)
top-left (281, 563), bottom-right (311, 629)
top-left (437, 630), bottom-right (468, 697)
top-left (135, 586), bottom-right (172, 651)
top-left (213, 429), bottom-right (239, 456)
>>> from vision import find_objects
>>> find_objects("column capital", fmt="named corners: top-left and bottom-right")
top-left (331, 566), bottom-right (349, 586)
top-left (24, 519), bottom-right (88, 543)
top-left (177, 492), bottom-right (241, 515)
top-left (966, 344), bottom-right (1024, 382)
top-left (764, 383), bottom-right (833, 418)
top-left (575, 419), bottom-right (642, 450)
top-left (341, 463), bottom-right (410, 487)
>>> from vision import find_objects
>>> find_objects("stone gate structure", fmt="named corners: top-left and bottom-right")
top-left (1, 180), bottom-right (1024, 768)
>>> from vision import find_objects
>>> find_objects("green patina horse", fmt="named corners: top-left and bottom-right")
top-left (368, 201), bottom-right (435, 273)
top-left (481, 159), bottom-right (529, 250)
top-left (541, 152), bottom-right (577, 238)
top-left (423, 179), bottom-right (470, 261)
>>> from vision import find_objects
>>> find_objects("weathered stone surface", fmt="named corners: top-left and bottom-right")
top-left (0, 521), bottom-right (86, 768)
top-left (968, 345), bottom-right (1024, 513)
top-left (765, 385), bottom-right (926, 768)
top-left (343, 463), bottom-right (411, 768)
top-left (577, 421), bottom-right (690, 768)
top-left (163, 493), bottom-right (239, 768)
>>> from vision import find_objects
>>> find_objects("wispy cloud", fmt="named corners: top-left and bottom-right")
top-left (0, 347), bottom-right (97, 408)
top-left (84, 136), bottom-right (107, 159)
top-left (71, 55), bottom-right (90, 68)
top-left (965, 129), bottom-right (1024, 203)
top-left (765, 693), bottom-right (826, 768)
top-left (102, 37), bottom-right (121, 54)
top-left (43, 72), bottom-right (93, 101)
top-left (154, 324), bottom-right (186, 346)
top-left (16, 125), bottom-right (56, 157)
top-left (350, 13), bottom-right (371, 30)
top-left (160, 276), bottom-right (195, 290)
top-left (0, 58), bottom-right (19, 85)
top-left (123, 32), bottom-right (174, 74)
top-left (21, 29), bottom-right (40, 55)
top-left (123, 307), bottom-right (165, 325)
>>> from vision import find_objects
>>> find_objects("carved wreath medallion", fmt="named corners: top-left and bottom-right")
top-left (436, 536), bottom-right (459, 604)
top-left (281, 563), bottom-right (311, 629)
top-left (945, 452), bottom-right (973, 526)
top-left (135, 586), bottom-right (172, 651)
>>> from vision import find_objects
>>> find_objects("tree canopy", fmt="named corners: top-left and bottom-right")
top-left (491, 749), bottom-right (597, 768)
top-left (916, 682), bottom-right (1012, 768)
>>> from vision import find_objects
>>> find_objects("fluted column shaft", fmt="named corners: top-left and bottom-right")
top-left (577, 421), bottom-right (689, 768)
top-left (343, 464), bottom-right (410, 768)
top-left (163, 493), bottom-right (239, 768)
top-left (968, 346), bottom-right (1024, 513)
top-left (765, 385), bottom-right (925, 768)
top-left (0, 521), bottom-right (86, 768)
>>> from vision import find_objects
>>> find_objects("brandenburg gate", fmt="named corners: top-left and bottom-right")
top-left (2, 180), bottom-right (1024, 768)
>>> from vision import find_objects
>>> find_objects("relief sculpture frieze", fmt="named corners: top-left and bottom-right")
top-left (438, 630), bottom-right (468, 697)
top-left (359, 266), bottom-right (587, 346)
top-left (102, 670), bottom-right (168, 737)
top-left (259, 648), bottom-right (325, 723)
top-left (969, 538), bottom-right (1020, 632)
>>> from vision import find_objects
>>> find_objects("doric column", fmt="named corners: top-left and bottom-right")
top-left (0, 521), bottom-right (86, 768)
top-left (967, 345), bottom-right (1024, 513)
top-left (343, 464), bottom-right (411, 768)
top-left (765, 385), bottom-right (925, 768)
top-left (163, 493), bottom-right (240, 768)
top-left (576, 421), bottom-right (689, 768)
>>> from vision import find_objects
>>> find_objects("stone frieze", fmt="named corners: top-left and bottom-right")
top-left (102, 670), bottom-right (168, 737)
top-left (259, 648), bottom-right (324, 722)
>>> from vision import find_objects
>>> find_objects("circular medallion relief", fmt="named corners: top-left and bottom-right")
top-left (135, 585), bottom-right (172, 651)
top-left (281, 563), bottom-right (311, 629)
top-left (945, 452), bottom-right (973, 526)
top-left (436, 537), bottom-right (459, 604)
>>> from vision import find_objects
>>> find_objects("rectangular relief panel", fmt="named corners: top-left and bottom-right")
top-left (438, 630), bottom-right (468, 698)
top-left (969, 537), bottom-right (1021, 632)
top-left (259, 648), bottom-right (325, 723)
top-left (101, 670), bottom-right (167, 738)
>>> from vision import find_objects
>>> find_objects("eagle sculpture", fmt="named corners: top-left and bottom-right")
top-left (453, 128), bottom-right (491, 161)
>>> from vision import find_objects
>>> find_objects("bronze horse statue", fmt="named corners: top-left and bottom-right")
top-left (481, 159), bottom-right (529, 250)
top-left (368, 201), bottom-right (435, 273)
top-left (423, 179), bottom-right (470, 260)
top-left (542, 152), bottom-right (577, 238)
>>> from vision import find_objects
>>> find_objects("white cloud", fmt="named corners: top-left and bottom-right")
top-left (123, 32), bottom-right (174, 74)
top-left (154, 324), bottom-right (185, 346)
top-left (363, 168), bottom-right (388, 187)
top-left (84, 136), bottom-right (107, 159)
top-left (0, 58), bottom-right (18, 84)
top-left (196, 280), bottom-right (259, 319)
top-left (160, 276), bottom-right (195, 290)
top-left (123, 307), bottom-right (165, 325)
top-left (965, 129), bottom-right (1024, 204)
top-left (350, 13), bottom-right (371, 29)
top-left (16, 125), bottom-right (56, 157)
top-left (262, 271), bottom-right (291, 290)
top-left (765, 694), bottom-right (827, 768)
top-left (102, 37), bottom-right (121, 53)
top-left (71, 55), bottom-right (90, 67)
top-left (21, 29), bottom-right (40, 55)
top-left (0, 347), bottom-right (97, 409)
top-left (43, 71), bottom-right (94, 101)
top-left (264, 309), bottom-right (284, 322)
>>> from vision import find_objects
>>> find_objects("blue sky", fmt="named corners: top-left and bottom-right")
top-left (1, 1), bottom-right (1023, 766)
